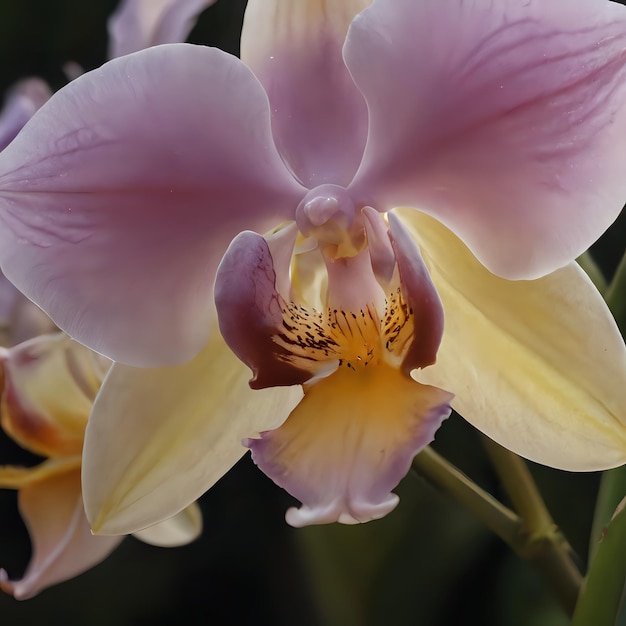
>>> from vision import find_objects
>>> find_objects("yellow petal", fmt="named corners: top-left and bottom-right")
top-left (248, 362), bottom-right (452, 526)
top-left (0, 457), bottom-right (80, 489)
top-left (83, 328), bottom-right (303, 535)
top-left (132, 502), bottom-right (202, 547)
top-left (1, 333), bottom-right (108, 457)
top-left (398, 209), bottom-right (626, 470)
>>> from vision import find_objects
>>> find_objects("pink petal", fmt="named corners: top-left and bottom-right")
top-left (0, 468), bottom-right (121, 599)
top-left (247, 363), bottom-right (452, 526)
top-left (241, 0), bottom-right (369, 187)
top-left (108, 0), bottom-right (217, 58)
top-left (346, 0), bottom-right (626, 279)
top-left (0, 44), bottom-right (305, 366)
top-left (0, 79), bottom-right (51, 152)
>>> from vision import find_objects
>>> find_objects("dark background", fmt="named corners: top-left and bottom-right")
top-left (0, 1), bottom-right (624, 624)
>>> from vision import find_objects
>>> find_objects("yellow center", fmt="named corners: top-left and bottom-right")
top-left (273, 287), bottom-right (414, 372)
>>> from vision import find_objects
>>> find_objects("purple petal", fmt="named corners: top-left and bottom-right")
top-left (0, 468), bottom-right (121, 599)
top-left (346, 0), bottom-right (626, 279)
top-left (215, 230), bottom-right (317, 388)
top-left (108, 0), bottom-right (217, 58)
top-left (387, 212), bottom-right (444, 371)
top-left (247, 363), bottom-right (452, 526)
top-left (0, 79), bottom-right (51, 152)
top-left (241, 0), bottom-right (369, 187)
top-left (0, 44), bottom-right (305, 365)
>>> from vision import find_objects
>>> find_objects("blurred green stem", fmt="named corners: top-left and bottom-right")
top-left (589, 248), bottom-right (626, 559)
top-left (411, 446), bottom-right (521, 546)
top-left (413, 443), bottom-right (583, 617)
top-left (481, 437), bottom-right (582, 615)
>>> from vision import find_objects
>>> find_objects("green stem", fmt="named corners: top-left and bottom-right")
top-left (413, 444), bottom-right (583, 614)
top-left (589, 467), bottom-right (626, 561)
top-left (481, 436), bottom-right (553, 532)
top-left (480, 436), bottom-right (583, 616)
top-left (411, 446), bottom-right (521, 547)
top-left (587, 248), bottom-right (626, 560)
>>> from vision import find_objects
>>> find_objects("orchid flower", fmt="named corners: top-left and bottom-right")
top-left (0, 0), bottom-right (625, 533)
top-left (108, 0), bottom-right (217, 58)
top-left (0, 79), bottom-right (51, 153)
top-left (0, 333), bottom-right (203, 599)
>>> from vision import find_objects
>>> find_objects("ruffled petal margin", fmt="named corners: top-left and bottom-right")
top-left (247, 362), bottom-right (452, 526)
top-left (82, 327), bottom-right (303, 535)
top-left (346, 0), bottom-right (626, 279)
top-left (399, 209), bottom-right (626, 471)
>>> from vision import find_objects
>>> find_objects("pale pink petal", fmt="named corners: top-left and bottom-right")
top-left (400, 209), bottom-right (626, 471)
top-left (362, 206), bottom-right (396, 286)
top-left (0, 44), bottom-right (305, 366)
top-left (0, 468), bottom-right (121, 600)
top-left (215, 230), bottom-right (315, 388)
top-left (1, 334), bottom-right (106, 458)
top-left (346, 0), bottom-right (626, 279)
top-left (241, 0), bottom-right (369, 187)
top-left (82, 327), bottom-right (303, 535)
top-left (132, 502), bottom-right (202, 547)
top-left (322, 247), bottom-right (386, 313)
top-left (108, 0), bottom-right (217, 58)
top-left (0, 79), bottom-right (51, 152)
top-left (247, 363), bottom-right (452, 526)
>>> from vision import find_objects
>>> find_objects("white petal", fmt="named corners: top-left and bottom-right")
top-left (132, 502), bottom-right (202, 547)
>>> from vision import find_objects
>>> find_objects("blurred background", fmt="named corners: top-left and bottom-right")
top-left (0, 1), bottom-right (624, 624)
